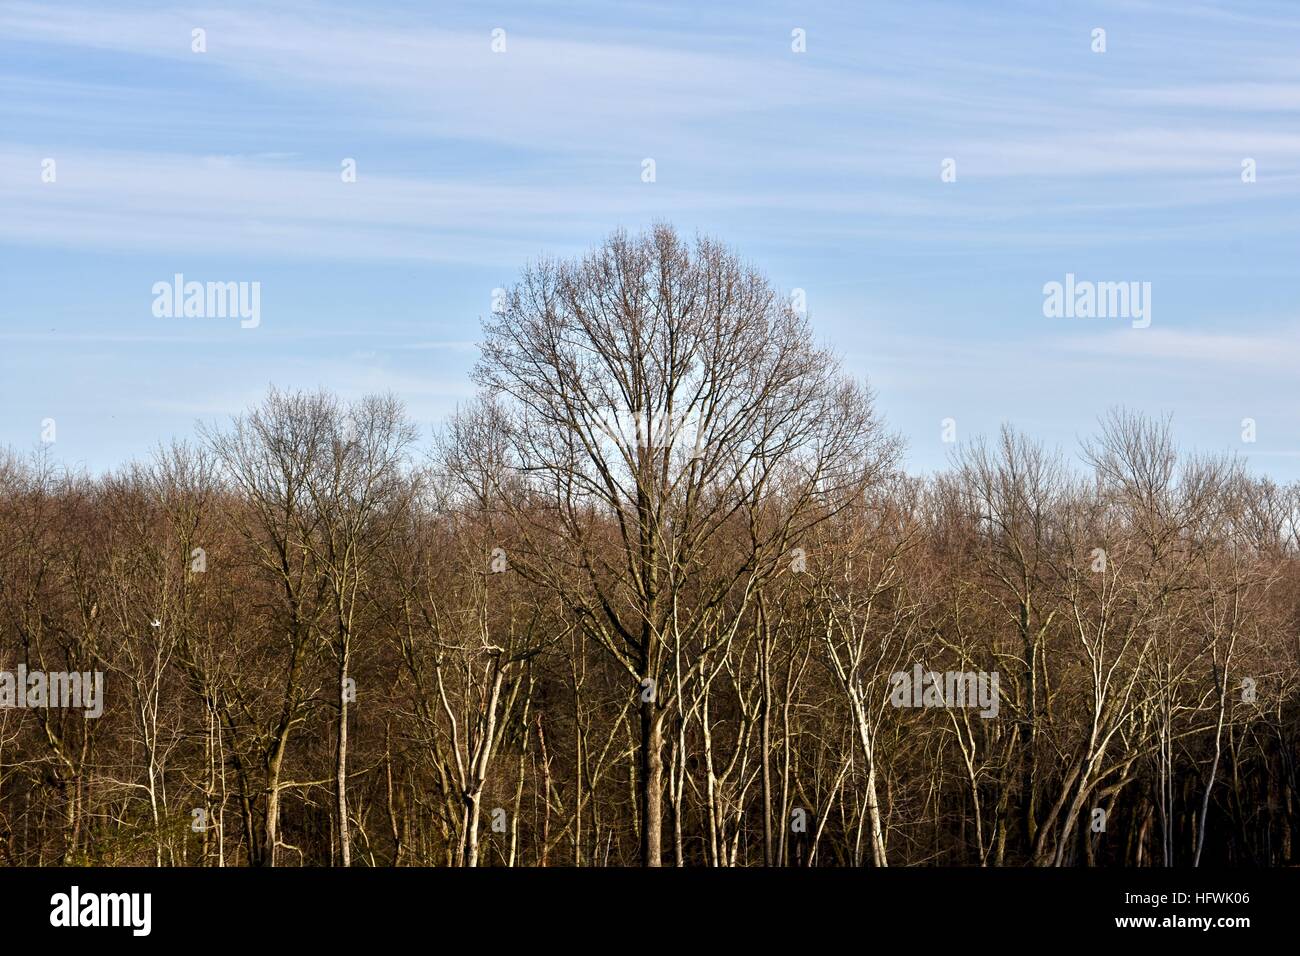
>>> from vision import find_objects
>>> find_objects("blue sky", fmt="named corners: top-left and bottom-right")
top-left (3, 0), bottom-right (1299, 478)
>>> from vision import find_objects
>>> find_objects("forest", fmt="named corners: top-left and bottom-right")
top-left (1, 226), bottom-right (1297, 867)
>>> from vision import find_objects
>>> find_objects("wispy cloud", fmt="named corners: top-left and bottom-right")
top-left (1059, 327), bottom-right (1300, 367)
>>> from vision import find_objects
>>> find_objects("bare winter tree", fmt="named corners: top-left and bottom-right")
top-left (200, 389), bottom-right (334, 867)
top-left (468, 225), bottom-right (897, 865)
top-left (302, 394), bottom-right (418, 866)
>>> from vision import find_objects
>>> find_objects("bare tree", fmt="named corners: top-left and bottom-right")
top-left (471, 224), bottom-right (896, 865)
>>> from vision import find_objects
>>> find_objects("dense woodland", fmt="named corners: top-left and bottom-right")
top-left (2, 226), bottom-right (1298, 867)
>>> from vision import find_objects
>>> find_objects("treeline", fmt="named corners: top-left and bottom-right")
top-left (1, 226), bottom-right (1298, 867)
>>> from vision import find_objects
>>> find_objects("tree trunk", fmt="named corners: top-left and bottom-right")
top-left (639, 702), bottom-right (664, 867)
top-left (336, 651), bottom-right (351, 867)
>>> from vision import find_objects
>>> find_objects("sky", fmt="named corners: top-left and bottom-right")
top-left (2, 0), bottom-right (1299, 479)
